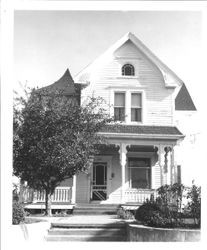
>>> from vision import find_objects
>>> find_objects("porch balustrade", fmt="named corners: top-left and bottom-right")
top-left (21, 187), bottom-right (72, 203)
top-left (124, 189), bottom-right (157, 203)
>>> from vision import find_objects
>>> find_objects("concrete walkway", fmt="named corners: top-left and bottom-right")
top-left (29, 214), bottom-right (130, 224)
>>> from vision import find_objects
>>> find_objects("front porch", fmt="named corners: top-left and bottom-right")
top-left (21, 146), bottom-right (179, 210)
top-left (21, 125), bottom-right (183, 210)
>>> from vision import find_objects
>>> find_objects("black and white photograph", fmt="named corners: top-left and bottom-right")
top-left (1, 0), bottom-right (206, 248)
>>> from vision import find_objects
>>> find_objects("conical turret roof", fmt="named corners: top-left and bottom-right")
top-left (44, 68), bottom-right (77, 95)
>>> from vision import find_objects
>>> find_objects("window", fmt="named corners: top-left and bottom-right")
top-left (114, 92), bottom-right (125, 121)
top-left (122, 64), bottom-right (135, 76)
top-left (131, 93), bottom-right (142, 122)
top-left (128, 158), bottom-right (151, 189)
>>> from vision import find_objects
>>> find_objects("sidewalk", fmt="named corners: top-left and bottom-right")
top-left (29, 214), bottom-right (129, 224)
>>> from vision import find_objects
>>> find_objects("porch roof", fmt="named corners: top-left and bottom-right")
top-left (99, 124), bottom-right (184, 140)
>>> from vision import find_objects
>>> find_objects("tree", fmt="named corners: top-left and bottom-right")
top-left (13, 87), bottom-right (112, 215)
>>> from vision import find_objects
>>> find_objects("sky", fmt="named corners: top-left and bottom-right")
top-left (14, 11), bottom-right (202, 107)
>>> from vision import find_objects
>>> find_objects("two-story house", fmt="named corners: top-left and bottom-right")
top-left (22, 32), bottom-right (196, 209)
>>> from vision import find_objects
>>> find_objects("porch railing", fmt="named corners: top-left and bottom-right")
top-left (22, 187), bottom-right (72, 203)
top-left (124, 189), bottom-right (157, 203)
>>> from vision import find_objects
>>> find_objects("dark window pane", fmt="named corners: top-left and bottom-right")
top-left (131, 108), bottom-right (141, 122)
top-left (122, 64), bottom-right (135, 76)
top-left (131, 168), bottom-right (150, 189)
top-left (114, 107), bottom-right (125, 121)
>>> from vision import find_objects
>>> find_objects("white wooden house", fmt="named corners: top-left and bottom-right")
top-left (22, 32), bottom-right (196, 209)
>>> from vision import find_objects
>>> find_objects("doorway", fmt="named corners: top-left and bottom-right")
top-left (91, 163), bottom-right (107, 200)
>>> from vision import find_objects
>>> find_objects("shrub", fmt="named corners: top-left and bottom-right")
top-left (135, 183), bottom-right (201, 228)
top-left (12, 201), bottom-right (25, 225)
top-left (135, 200), bottom-right (173, 228)
top-left (186, 185), bottom-right (201, 226)
top-left (117, 207), bottom-right (135, 220)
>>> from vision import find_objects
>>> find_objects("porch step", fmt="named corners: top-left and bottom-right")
top-left (45, 222), bottom-right (127, 242)
top-left (73, 204), bottom-right (119, 215)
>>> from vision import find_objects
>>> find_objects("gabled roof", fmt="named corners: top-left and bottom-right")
top-left (175, 83), bottom-right (196, 111)
top-left (75, 32), bottom-right (183, 87)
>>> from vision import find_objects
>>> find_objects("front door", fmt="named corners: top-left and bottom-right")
top-left (92, 163), bottom-right (107, 200)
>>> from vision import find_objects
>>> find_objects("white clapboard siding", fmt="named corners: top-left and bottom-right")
top-left (76, 172), bottom-right (90, 203)
top-left (152, 162), bottom-right (161, 189)
top-left (81, 40), bottom-right (174, 126)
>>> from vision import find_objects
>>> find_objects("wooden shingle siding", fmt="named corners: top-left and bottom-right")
top-left (81, 40), bottom-right (175, 126)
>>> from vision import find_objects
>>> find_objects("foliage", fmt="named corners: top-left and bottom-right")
top-left (135, 183), bottom-right (201, 228)
top-left (186, 185), bottom-right (201, 226)
top-left (12, 183), bottom-right (19, 202)
top-left (12, 201), bottom-right (25, 225)
top-left (117, 207), bottom-right (135, 220)
top-left (135, 200), bottom-right (174, 228)
top-left (13, 87), bottom-right (112, 215)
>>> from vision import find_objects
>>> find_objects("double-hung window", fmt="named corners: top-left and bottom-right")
top-left (131, 93), bottom-right (142, 122)
top-left (114, 92), bottom-right (125, 121)
top-left (128, 158), bottom-right (151, 189)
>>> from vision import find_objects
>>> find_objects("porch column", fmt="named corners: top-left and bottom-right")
top-left (158, 145), bottom-right (165, 186)
top-left (71, 174), bottom-right (77, 204)
top-left (118, 143), bottom-right (128, 203)
top-left (164, 146), bottom-right (173, 185)
top-left (170, 148), bottom-right (175, 184)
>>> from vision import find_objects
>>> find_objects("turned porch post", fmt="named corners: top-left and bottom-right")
top-left (71, 174), bottom-right (77, 204)
top-left (164, 146), bottom-right (173, 185)
top-left (158, 145), bottom-right (165, 186)
top-left (117, 143), bottom-right (128, 203)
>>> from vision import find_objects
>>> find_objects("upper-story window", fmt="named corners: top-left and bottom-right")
top-left (122, 64), bottom-right (135, 76)
top-left (131, 93), bottom-right (142, 122)
top-left (114, 92), bottom-right (125, 121)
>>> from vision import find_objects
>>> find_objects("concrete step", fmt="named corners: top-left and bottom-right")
top-left (48, 227), bottom-right (126, 236)
top-left (51, 222), bottom-right (126, 229)
top-left (74, 207), bottom-right (118, 210)
top-left (46, 221), bottom-right (127, 241)
top-left (73, 205), bottom-right (118, 215)
top-left (45, 235), bottom-right (126, 242)
top-left (73, 210), bottom-right (117, 215)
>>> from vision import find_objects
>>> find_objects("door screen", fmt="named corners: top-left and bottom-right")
top-left (92, 163), bottom-right (107, 200)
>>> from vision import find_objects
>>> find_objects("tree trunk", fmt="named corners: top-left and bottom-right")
top-left (45, 189), bottom-right (52, 216)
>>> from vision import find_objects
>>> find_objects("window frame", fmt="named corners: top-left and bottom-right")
top-left (131, 92), bottom-right (142, 122)
top-left (128, 158), bottom-right (151, 189)
top-left (114, 92), bottom-right (126, 122)
top-left (122, 64), bottom-right (135, 76)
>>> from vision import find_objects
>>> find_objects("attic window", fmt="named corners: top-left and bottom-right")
top-left (122, 64), bottom-right (135, 76)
